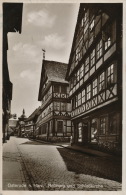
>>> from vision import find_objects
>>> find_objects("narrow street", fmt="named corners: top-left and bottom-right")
top-left (3, 136), bottom-right (122, 191)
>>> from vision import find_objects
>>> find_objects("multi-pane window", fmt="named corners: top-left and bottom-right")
top-left (82, 89), bottom-right (85, 103)
top-left (54, 85), bottom-right (59, 93)
top-left (100, 117), bottom-right (106, 134)
top-left (87, 84), bottom-right (91, 100)
top-left (99, 72), bottom-right (105, 91)
top-left (77, 69), bottom-right (80, 82)
top-left (105, 37), bottom-right (111, 50)
top-left (93, 79), bottom-right (98, 96)
top-left (61, 102), bottom-right (67, 111)
top-left (85, 57), bottom-right (89, 73)
top-left (72, 98), bottom-right (75, 110)
top-left (61, 86), bottom-right (67, 94)
top-left (70, 78), bottom-right (73, 89)
top-left (80, 64), bottom-right (84, 79)
top-left (73, 74), bottom-right (77, 86)
top-left (96, 40), bottom-right (102, 60)
top-left (90, 19), bottom-right (95, 31)
top-left (90, 49), bottom-right (95, 67)
top-left (54, 102), bottom-right (60, 111)
top-left (107, 64), bottom-right (114, 86)
top-left (76, 95), bottom-right (78, 108)
top-left (78, 92), bottom-right (81, 106)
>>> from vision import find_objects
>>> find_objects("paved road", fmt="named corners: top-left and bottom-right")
top-left (3, 137), bottom-right (122, 191)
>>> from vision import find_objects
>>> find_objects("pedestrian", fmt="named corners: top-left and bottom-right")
top-left (70, 135), bottom-right (73, 146)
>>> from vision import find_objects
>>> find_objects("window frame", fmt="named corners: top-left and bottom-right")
top-left (86, 84), bottom-right (91, 101)
top-left (96, 39), bottom-right (103, 60)
top-left (92, 78), bottom-right (98, 96)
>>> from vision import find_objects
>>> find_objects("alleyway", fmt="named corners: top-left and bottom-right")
top-left (3, 136), bottom-right (122, 191)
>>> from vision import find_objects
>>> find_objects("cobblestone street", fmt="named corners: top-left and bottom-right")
top-left (3, 137), bottom-right (122, 191)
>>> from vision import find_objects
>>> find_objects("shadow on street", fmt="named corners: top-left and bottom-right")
top-left (57, 147), bottom-right (122, 183)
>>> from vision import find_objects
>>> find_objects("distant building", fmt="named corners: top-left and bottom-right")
top-left (17, 109), bottom-right (27, 137)
top-left (66, 4), bottom-right (122, 153)
top-left (2, 3), bottom-right (23, 142)
top-left (37, 60), bottom-right (72, 142)
top-left (24, 107), bottom-right (41, 138)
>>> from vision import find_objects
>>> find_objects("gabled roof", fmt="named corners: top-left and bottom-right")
top-left (44, 60), bottom-right (68, 83)
top-left (38, 60), bottom-right (68, 101)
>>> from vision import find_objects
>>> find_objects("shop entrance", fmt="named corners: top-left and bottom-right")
top-left (77, 122), bottom-right (88, 144)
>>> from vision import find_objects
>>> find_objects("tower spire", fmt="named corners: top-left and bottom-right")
top-left (42, 49), bottom-right (46, 60)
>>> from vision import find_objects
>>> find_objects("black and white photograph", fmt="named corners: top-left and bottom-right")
top-left (1, 0), bottom-right (125, 193)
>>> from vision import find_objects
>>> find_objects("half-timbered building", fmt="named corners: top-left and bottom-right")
top-left (37, 60), bottom-right (72, 142)
top-left (66, 3), bottom-right (122, 153)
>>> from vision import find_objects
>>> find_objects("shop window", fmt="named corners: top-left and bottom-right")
top-left (96, 40), bottom-right (102, 60)
top-left (107, 64), bottom-right (114, 86)
top-left (99, 72), bottom-right (105, 91)
top-left (100, 117), bottom-right (106, 135)
top-left (85, 57), bottom-right (89, 73)
top-left (57, 121), bottom-right (63, 133)
top-left (61, 86), bottom-right (67, 94)
top-left (90, 49), bottom-right (95, 67)
top-left (78, 122), bottom-right (83, 142)
top-left (54, 85), bottom-right (59, 93)
top-left (87, 84), bottom-right (91, 100)
top-left (93, 79), bottom-right (98, 96)
top-left (82, 89), bottom-right (85, 103)
top-left (91, 118), bottom-right (98, 143)
top-left (109, 114), bottom-right (117, 134)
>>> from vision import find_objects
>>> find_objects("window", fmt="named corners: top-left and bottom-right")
top-left (100, 117), bottom-right (106, 134)
top-left (54, 85), bottom-right (59, 93)
top-left (54, 102), bottom-right (60, 111)
top-left (77, 69), bottom-right (80, 82)
top-left (57, 121), bottom-right (63, 133)
top-left (61, 86), bottom-right (67, 94)
top-left (80, 64), bottom-right (84, 79)
top-left (73, 74), bottom-right (77, 86)
top-left (72, 98), bottom-right (75, 110)
top-left (85, 57), bottom-right (89, 73)
top-left (96, 40), bottom-right (102, 60)
top-left (93, 79), bottom-right (97, 96)
top-left (107, 64), bottom-right (114, 86)
top-left (105, 37), bottom-right (111, 50)
top-left (91, 118), bottom-right (98, 143)
top-left (99, 72), bottom-right (105, 91)
top-left (78, 92), bottom-right (81, 106)
top-left (87, 84), bottom-right (91, 100)
top-left (70, 78), bottom-right (74, 89)
top-left (90, 19), bottom-right (95, 31)
top-left (82, 89), bottom-right (85, 103)
top-left (75, 95), bottom-right (78, 108)
top-left (90, 49), bottom-right (95, 67)
top-left (61, 102), bottom-right (67, 111)
top-left (109, 114), bottom-right (117, 134)
top-left (78, 122), bottom-right (83, 142)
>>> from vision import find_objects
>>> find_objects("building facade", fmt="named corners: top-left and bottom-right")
top-left (66, 4), bottom-right (122, 153)
top-left (2, 3), bottom-right (23, 142)
top-left (37, 60), bottom-right (72, 142)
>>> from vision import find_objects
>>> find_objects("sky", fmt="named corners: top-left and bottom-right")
top-left (7, 3), bottom-right (79, 118)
